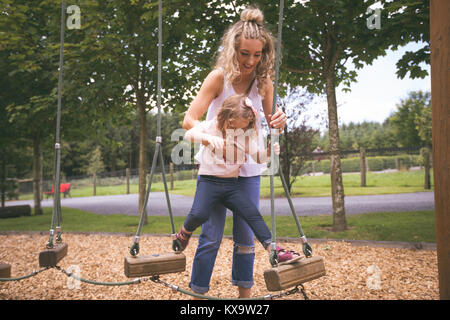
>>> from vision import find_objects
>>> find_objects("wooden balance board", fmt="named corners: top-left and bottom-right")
top-left (39, 243), bottom-right (68, 268)
top-left (124, 252), bottom-right (186, 278)
top-left (264, 255), bottom-right (326, 291)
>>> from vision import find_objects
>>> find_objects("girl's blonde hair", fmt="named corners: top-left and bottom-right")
top-left (216, 94), bottom-right (257, 132)
top-left (215, 6), bottom-right (275, 98)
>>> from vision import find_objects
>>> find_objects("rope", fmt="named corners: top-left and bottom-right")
top-left (47, 0), bottom-right (66, 249)
top-left (268, 0), bottom-right (285, 264)
top-left (150, 276), bottom-right (305, 300)
top-left (55, 266), bottom-right (141, 286)
top-left (278, 163), bottom-right (306, 238)
top-left (0, 267), bottom-right (50, 282)
top-left (129, 0), bottom-right (176, 256)
top-left (1, 265), bottom-right (307, 300)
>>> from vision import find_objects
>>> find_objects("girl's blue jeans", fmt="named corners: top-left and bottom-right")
top-left (188, 175), bottom-right (269, 294)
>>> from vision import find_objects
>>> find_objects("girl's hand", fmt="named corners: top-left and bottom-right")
top-left (268, 109), bottom-right (287, 130)
top-left (266, 141), bottom-right (281, 159)
top-left (273, 142), bottom-right (280, 156)
top-left (206, 135), bottom-right (225, 151)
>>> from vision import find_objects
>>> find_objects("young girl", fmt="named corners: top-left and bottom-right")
top-left (174, 94), bottom-right (297, 265)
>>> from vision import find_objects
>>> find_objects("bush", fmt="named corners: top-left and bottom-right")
top-left (306, 154), bottom-right (423, 174)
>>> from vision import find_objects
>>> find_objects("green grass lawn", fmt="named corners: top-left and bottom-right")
top-left (24, 169), bottom-right (433, 200)
top-left (0, 207), bottom-right (436, 243)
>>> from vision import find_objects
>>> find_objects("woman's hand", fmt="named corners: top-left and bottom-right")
top-left (268, 109), bottom-right (287, 130)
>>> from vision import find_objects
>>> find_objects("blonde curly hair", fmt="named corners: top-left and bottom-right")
top-left (215, 6), bottom-right (275, 98)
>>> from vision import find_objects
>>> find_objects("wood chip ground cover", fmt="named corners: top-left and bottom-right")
top-left (0, 234), bottom-right (438, 300)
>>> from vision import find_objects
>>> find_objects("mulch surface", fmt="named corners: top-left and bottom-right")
top-left (0, 233), bottom-right (438, 300)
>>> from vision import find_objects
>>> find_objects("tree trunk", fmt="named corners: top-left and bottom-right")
top-left (137, 95), bottom-right (148, 225)
top-left (1, 151), bottom-right (5, 208)
top-left (33, 136), bottom-right (43, 215)
top-left (325, 73), bottom-right (347, 232)
top-left (40, 150), bottom-right (43, 201)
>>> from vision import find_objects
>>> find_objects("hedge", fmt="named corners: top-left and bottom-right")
top-left (307, 154), bottom-right (422, 174)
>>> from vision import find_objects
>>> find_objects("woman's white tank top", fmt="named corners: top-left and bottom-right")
top-left (195, 72), bottom-right (267, 177)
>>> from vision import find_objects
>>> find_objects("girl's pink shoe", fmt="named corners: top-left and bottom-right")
top-left (173, 227), bottom-right (192, 252)
top-left (276, 246), bottom-right (300, 263)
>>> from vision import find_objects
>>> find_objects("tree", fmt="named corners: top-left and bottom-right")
top-left (87, 146), bottom-right (105, 175)
top-left (277, 85), bottom-right (318, 193)
top-left (381, 0), bottom-right (430, 80)
top-left (241, 0), bottom-right (428, 231)
top-left (277, 0), bottom-right (394, 231)
top-left (389, 90), bottom-right (431, 148)
top-left (68, 0), bottom-right (235, 223)
top-left (0, 1), bottom-right (65, 214)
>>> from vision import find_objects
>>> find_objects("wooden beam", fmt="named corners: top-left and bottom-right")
top-left (430, 0), bottom-right (450, 300)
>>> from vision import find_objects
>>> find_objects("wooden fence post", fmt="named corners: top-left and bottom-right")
top-left (360, 147), bottom-right (366, 187)
top-left (93, 172), bottom-right (96, 196)
top-left (126, 168), bottom-right (130, 194)
top-left (170, 163), bottom-right (174, 190)
top-left (421, 147), bottom-right (431, 190)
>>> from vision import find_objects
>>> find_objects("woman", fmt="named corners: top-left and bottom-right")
top-left (182, 6), bottom-right (287, 298)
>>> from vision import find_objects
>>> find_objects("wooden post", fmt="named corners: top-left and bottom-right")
top-left (360, 147), bottom-right (366, 187)
top-left (430, 0), bottom-right (450, 300)
top-left (170, 162), bottom-right (174, 190)
top-left (126, 168), bottom-right (130, 194)
top-left (421, 147), bottom-right (431, 190)
top-left (93, 172), bottom-right (96, 196)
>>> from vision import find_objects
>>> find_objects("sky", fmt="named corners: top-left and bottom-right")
top-left (306, 41), bottom-right (431, 132)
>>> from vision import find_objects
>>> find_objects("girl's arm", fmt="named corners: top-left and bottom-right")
top-left (241, 136), bottom-right (280, 164)
top-left (184, 122), bottom-right (224, 151)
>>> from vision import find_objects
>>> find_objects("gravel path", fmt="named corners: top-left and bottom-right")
top-left (6, 192), bottom-right (435, 216)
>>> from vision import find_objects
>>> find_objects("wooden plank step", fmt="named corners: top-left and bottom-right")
top-left (0, 263), bottom-right (11, 278)
top-left (264, 255), bottom-right (326, 291)
top-left (124, 252), bottom-right (186, 278)
top-left (39, 243), bottom-right (68, 267)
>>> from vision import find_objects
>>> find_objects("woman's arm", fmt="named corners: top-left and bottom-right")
top-left (182, 69), bottom-right (224, 131)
